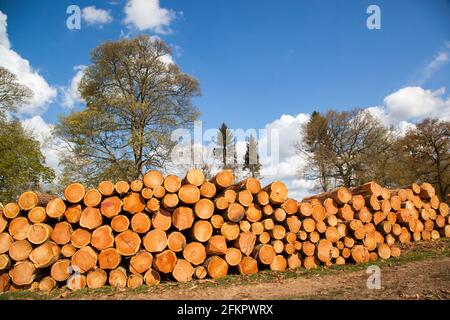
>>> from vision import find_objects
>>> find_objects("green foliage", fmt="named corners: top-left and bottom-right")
top-left (0, 66), bottom-right (33, 116)
top-left (0, 117), bottom-right (55, 203)
top-left (55, 35), bottom-right (200, 185)
top-left (243, 134), bottom-right (261, 178)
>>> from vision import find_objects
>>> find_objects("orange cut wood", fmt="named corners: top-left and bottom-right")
top-left (151, 209), bottom-right (172, 231)
top-left (100, 196), bottom-right (123, 218)
top-left (51, 222), bottom-right (72, 245)
top-left (143, 229), bottom-right (167, 253)
top-left (114, 230), bottom-right (141, 256)
top-left (164, 175), bottom-right (182, 193)
top-left (238, 256), bottom-right (258, 275)
top-left (194, 198), bottom-right (215, 219)
top-left (80, 207), bottom-right (103, 230)
top-left (64, 183), bottom-right (85, 203)
top-left (172, 207), bottom-right (194, 231)
top-left (98, 181), bottom-right (114, 196)
top-left (167, 231), bottom-right (186, 252)
top-left (212, 170), bottom-right (234, 189)
top-left (64, 205), bottom-right (82, 224)
top-left (130, 250), bottom-right (153, 274)
top-left (83, 189), bottom-right (102, 207)
top-left (178, 184), bottom-right (200, 204)
top-left (98, 248), bottom-right (121, 270)
top-left (111, 215), bottom-right (130, 233)
top-left (205, 256), bottom-right (228, 279)
top-left (46, 198), bottom-right (66, 219)
top-left (153, 250), bottom-right (177, 274)
top-left (206, 235), bottom-right (228, 255)
top-left (91, 225), bottom-right (114, 250)
top-left (182, 242), bottom-right (206, 266)
top-left (143, 170), bottom-right (164, 188)
top-left (131, 212), bottom-right (152, 234)
top-left (185, 169), bottom-right (205, 187)
top-left (27, 207), bottom-right (46, 223)
top-left (123, 192), bottom-right (146, 214)
top-left (9, 217), bottom-right (30, 240)
top-left (200, 181), bottom-right (216, 198)
top-left (264, 181), bottom-right (288, 204)
top-left (172, 259), bottom-right (195, 282)
top-left (71, 228), bottom-right (91, 248)
top-left (115, 181), bottom-right (130, 195)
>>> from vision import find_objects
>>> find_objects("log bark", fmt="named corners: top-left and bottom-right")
top-left (303, 187), bottom-right (352, 205)
top-left (351, 182), bottom-right (382, 197)
top-left (18, 191), bottom-right (55, 211)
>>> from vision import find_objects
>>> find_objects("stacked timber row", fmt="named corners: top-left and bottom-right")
top-left (0, 170), bottom-right (449, 293)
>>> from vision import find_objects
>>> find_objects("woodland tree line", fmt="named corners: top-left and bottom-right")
top-left (0, 35), bottom-right (448, 203)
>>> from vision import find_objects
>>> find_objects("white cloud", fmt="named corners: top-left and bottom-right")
top-left (384, 86), bottom-right (450, 122)
top-left (417, 49), bottom-right (449, 85)
top-left (0, 11), bottom-right (57, 116)
top-left (82, 6), bottom-right (113, 25)
top-left (123, 0), bottom-right (177, 34)
top-left (21, 116), bottom-right (62, 173)
top-left (61, 65), bottom-right (86, 109)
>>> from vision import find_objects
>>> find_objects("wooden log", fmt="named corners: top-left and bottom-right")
top-left (317, 239), bottom-right (333, 263)
top-left (131, 212), bottom-right (152, 234)
top-left (212, 170), bottom-right (234, 189)
top-left (184, 169), bottom-right (205, 187)
top-left (183, 242), bottom-right (206, 266)
top-left (206, 235), bottom-right (228, 255)
top-left (323, 198), bottom-right (338, 215)
top-left (351, 182), bottom-right (382, 197)
top-left (164, 175), bottom-right (182, 193)
top-left (98, 181), bottom-right (114, 196)
top-left (327, 214), bottom-right (338, 227)
top-left (83, 189), bottom-right (102, 207)
top-left (377, 243), bottom-right (391, 260)
top-left (256, 190), bottom-right (270, 206)
top-left (351, 245), bottom-right (369, 264)
top-left (363, 232), bottom-right (377, 251)
top-left (172, 259), bottom-right (194, 282)
top-left (0, 215), bottom-right (7, 234)
top-left (390, 195), bottom-right (401, 211)
top-left (234, 231), bottom-right (256, 256)
top-left (141, 187), bottom-right (154, 199)
top-left (357, 207), bottom-right (373, 224)
top-left (162, 193), bottom-right (179, 209)
top-left (302, 218), bottom-right (315, 233)
top-left (100, 196), bottom-right (123, 218)
top-left (151, 209), bottom-right (172, 231)
top-left (67, 274), bottom-right (87, 291)
top-left (146, 198), bottom-right (161, 212)
top-left (237, 190), bottom-right (253, 207)
top-left (130, 179), bottom-right (144, 192)
top-left (262, 218), bottom-right (274, 231)
top-left (200, 181), bottom-right (216, 198)
top-left (71, 246), bottom-right (97, 273)
top-left (191, 220), bottom-right (213, 242)
top-left (286, 216), bottom-right (301, 233)
top-left (123, 192), bottom-right (146, 214)
top-left (3, 202), bottom-right (19, 219)
top-left (194, 266), bottom-right (207, 279)
top-left (87, 268), bottom-right (107, 289)
top-left (225, 247), bottom-right (242, 266)
top-left (144, 269), bottom-right (161, 286)
top-left (39, 276), bottom-right (56, 292)
top-left (143, 170), bottom-right (164, 188)
top-left (61, 243), bottom-right (77, 258)
top-left (251, 222), bottom-right (264, 235)
top-left (262, 204), bottom-right (274, 216)
top-left (222, 189), bottom-right (237, 204)
top-left (325, 226), bottom-right (340, 243)
top-left (127, 274), bottom-right (143, 288)
top-left (172, 207), bottom-right (195, 231)
top-left (152, 186), bottom-right (166, 199)
top-left (252, 244), bottom-right (275, 265)
top-left (0, 233), bottom-right (13, 254)
top-left (264, 181), bottom-right (288, 204)
top-left (274, 208), bottom-right (287, 222)
top-left (18, 191), bottom-right (54, 211)
top-left (98, 248), bottom-right (121, 270)
top-left (214, 196), bottom-right (229, 210)
top-left (240, 220), bottom-right (251, 232)
top-left (111, 215), bottom-right (130, 233)
top-left (51, 221), bottom-right (72, 245)
top-left (381, 199), bottom-right (391, 214)
top-left (143, 229), bottom-right (167, 253)
top-left (225, 203), bottom-right (245, 222)
top-left (71, 228), bottom-right (91, 248)
top-left (337, 204), bottom-right (354, 221)
top-left (115, 230), bottom-right (141, 256)
top-left (303, 186), bottom-right (352, 205)
top-left (130, 250), bottom-right (153, 274)
top-left (238, 256), bottom-right (258, 275)
top-left (349, 195), bottom-right (365, 211)
top-left (312, 205), bottom-right (326, 222)
top-left (9, 261), bottom-right (35, 286)
top-left (178, 184), bottom-right (201, 204)
top-left (280, 199), bottom-right (298, 215)
top-left (29, 241), bottom-right (60, 268)
top-left (315, 221), bottom-right (327, 234)
top-left (109, 267), bottom-right (127, 288)
top-left (28, 223), bottom-right (52, 245)
top-left (365, 195), bottom-right (380, 211)
top-left (9, 217), bottom-right (30, 240)
top-left (303, 256), bottom-right (319, 270)
top-left (211, 215), bottom-right (225, 229)
top-left (287, 253), bottom-right (302, 269)
top-left (167, 231), bottom-right (186, 252)
top-left (64, 183), bottom-right (85, 203)
top-left (220, 222), bottom-right (240, 241)
top-left (64, 204), bottom-right (82, 224)
top-left (244, 204), bottom-right (262, 223)
top-left (91, 225), bottom-right (114, 250)
top-left (439, 202), bottom-right (449, 217)
top-left (153, 249), bottom-right (177, 273)
top-left (80, 207), bottom-right (103, 230)
top-left (299, 202), bottom-right (313, 217)
top-left (8, 240), bottom-right (32, 261)
top-left (46, 198), bottom-right (66, 219)
top-left (270, 255), bottom-right (287, 272)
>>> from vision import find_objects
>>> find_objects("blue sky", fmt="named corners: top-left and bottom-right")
top-left (1, 0), bottom-right (449, 128)
top-left (0, 0), bottom-right (449, 197)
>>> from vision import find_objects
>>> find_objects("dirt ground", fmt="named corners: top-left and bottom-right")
top-left (2, 240), bottom-right (449, 300)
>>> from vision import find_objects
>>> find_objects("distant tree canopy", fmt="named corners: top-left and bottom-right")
top-left (0, 117), bottom-right (55, 203)
top-left (299, 110), bottom-right (449, 201)
top-left (243, 134), bottom-right (261, 178)
top-left (55, 35), bottom-right (201, 186)
top-left (0, 66), bottom-right (32, 116)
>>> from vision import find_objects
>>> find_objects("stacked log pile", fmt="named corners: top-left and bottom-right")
top-left (0, 170), bottom-right (448, 293)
